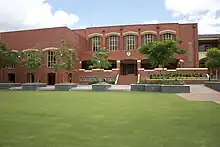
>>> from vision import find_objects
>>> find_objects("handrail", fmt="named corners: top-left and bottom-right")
top-left (137, 74), bottom-right (140, 84)
top-left (115, 74), bottom-right (119, 85)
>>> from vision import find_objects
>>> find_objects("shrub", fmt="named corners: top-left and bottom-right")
top-left (139, 79), bottom-right (184, 85)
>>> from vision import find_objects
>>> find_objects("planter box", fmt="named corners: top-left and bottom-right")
top-left (22, 83), bottom-right (47, 90)
top-left (0, 83), bottom-right (22, 90)
top-left (161, 85), bottom-right (190, 93)
top-left (92, 84), bottom-right (111, 91)
top-left (145, 84), bottom-right (161, 92)
top-left (55, 83), bottom-right (78, 91)
top-left (204, 82), bottom-right (220, 92)
top-left (131, 84), bottom-right (146, 91)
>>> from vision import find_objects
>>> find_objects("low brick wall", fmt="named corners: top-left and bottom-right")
top-left (22, 83), bottom-right (47, 90)
top-left (140, 79), bottom-right (208, 84)
top-left (55, 83), bottom-right (78, 91)
top-left (161, 85), bottom-right (190, 93)
top-left (204, 82), bottom-right (220, 92)
top-left (131, 84), bottom-right (190, 93)
top-left (139, 68), bottom-right (208, 79)
top-left (78, 69), bottom-right (118, 84)
top-left (0, 83), bottom-right (22, 90)
top-left (92, 84), bottom-right (111, 91)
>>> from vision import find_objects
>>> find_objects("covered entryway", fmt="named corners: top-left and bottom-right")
top-left (120, 59), bottom-right (137, 75)
top-left (8, 73), bottom-right (15, 83)
top-left (47, 73), bottom-right (56, 85)
top-left (27, 73), bottom-right (35, 83)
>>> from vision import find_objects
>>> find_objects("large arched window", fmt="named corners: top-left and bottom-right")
top-left (159, 30), bottom-right (176, 41)
top-left (125, 35), bottom-right (136, 50)
top-left (108, 35), bottom-right (119, 51)
top-left (91, 36), bottom-right (101, 51)
top-left (143, 34), bottom-right (154, 44)
top-left (47, 50), bottom-right (56, 68)
top-left (163, 33), bottom-right (173, 40)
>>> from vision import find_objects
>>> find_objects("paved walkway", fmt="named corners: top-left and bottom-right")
top-left (177, 85), bottom-right (220, 104)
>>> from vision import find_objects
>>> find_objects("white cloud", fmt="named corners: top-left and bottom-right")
top-left (0, 0), bottom-right (79, 31)
top-left (164, 0), bottom-right (220, 34)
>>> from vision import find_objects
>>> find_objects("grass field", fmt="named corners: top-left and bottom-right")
top-left (0, 91), bottom-right (220, 147)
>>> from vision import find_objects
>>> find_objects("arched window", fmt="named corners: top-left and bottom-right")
top-left (47, 50), bottom-right (56, 68)
top-left (126, 35), bottom-right (136, 50)
top-left (91, 36), bottom-right (101, 51)
top-left (108, 35), bottom-right (119, 51)
top-left (163, 33), bottom-right (172, 40)
top-left (143, 34), bottom-right (154, 44)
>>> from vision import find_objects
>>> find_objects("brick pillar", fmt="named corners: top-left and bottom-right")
top-left (117, 60), bottom-right (120, 74)
top-left (120, 29), bottom-right (123, 50)
top-left (137, 60), bottom-right (141, 69)
top-left (103, 31), bottom-right (106, 48)
top-left (138, 29), bottom-right (141, 48)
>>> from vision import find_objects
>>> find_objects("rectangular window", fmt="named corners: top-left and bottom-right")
top-left (144, 34), bottom-right (153, 44)
top-left (163, 33), bottom-right (172, 40)
top-left (126, 35), bottom-right (135, 50)
top-left (109, 36), bottom-right (119, 51)
top-left (47, 51), bottom-right (56, 68)
top-left (92, 36), bottom-right (101, 51)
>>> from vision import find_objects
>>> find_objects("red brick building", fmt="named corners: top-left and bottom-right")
top-left (0, 23), bottom-right (200, 84)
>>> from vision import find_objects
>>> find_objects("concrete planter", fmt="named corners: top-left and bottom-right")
top-left (204, 81), bottom-right (220, 92)
top-left (92, 84), bottom-right (111, 91)
top-left (161, 85), bottom-right (190, 93)
top-left (55, 83), bottom-right (78, 91)
top-left (145, 84), bottom-right (161, 92)
top-left (131, 84), bottom-right (146, 91)
top-left (22, 83), bottom-right (47, 90)
top-left (0, 83), bottom-right (22, 90)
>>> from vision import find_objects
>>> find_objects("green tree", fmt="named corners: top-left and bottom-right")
top-left (53, 40), bottom-right (78, 83)
top-left (90, 48), bottom-right (111, 69)
top-left (138, 40), bottom-right (185, 79)
top-left (21, 50), bottom-right (43, 82)
top-left (0, 41), bottom-right (19, 82)
top-left (205, 48), bottom-right (220, 79)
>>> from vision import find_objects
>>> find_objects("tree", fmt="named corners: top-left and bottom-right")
top-left (53, 40), bottom-right (77, 83)
top-left (139, 40), bottom-right (185, 68)
top-left (21, 50), bottom-right (43, 82)
top-left (0, 41), bottom-right (19, 82)
top-left (90, 48), bottom-right (111, 69)
top-left (205, 48), bottom-right (220, 79)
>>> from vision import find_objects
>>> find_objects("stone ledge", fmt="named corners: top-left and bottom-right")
top-left (204, 82), bottom-right (220, 92)
top-left (0, 83), bottom-right (22, 90)
top-left (55, 83), bottom-right (78, 91)
top-left (161, 85), bottom-right (190, 93)
top-left (92, 84), bottom-right (111, 91)
top-left (22, 83), bottom-right (47, 90)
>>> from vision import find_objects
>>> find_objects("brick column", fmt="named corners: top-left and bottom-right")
top-left (103, 30), bottom-right (106, 48)
top-left (120, 28), bottom-right (123, 50)
top-left (137, 60), bottom-right (141, 68)
top-left (138, 29), bottom-right (141, 47)
top-left (117, 60), bottom-right (120, 69)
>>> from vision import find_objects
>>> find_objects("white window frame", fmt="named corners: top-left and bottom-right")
top-left (92, 36), bottom-right (101, 51)
top-left (108, 36), bottom-right (119, 51)
top-left (163, 33), bottom-right (172, 40)
top-left (144, 34), bottom-right (153, 44)
top-left (47, 50), bottom-right (56, 68)
top-left (126, 35), bottom-right (135, 50)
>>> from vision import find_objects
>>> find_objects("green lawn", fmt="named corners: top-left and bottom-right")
top-left (0, 91), bottom-right (220, 147)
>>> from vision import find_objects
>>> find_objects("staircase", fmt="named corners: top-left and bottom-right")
top-left (117, 74), bottom-right (137, 85)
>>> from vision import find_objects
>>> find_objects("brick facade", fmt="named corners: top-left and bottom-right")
top-left (0, 23), bottom-right (201, 84)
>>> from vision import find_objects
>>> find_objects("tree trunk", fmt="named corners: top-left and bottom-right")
top-left (216, 69), bottom-right (218, 79)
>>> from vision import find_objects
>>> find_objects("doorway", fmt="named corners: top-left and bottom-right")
top-left (27, 73), bottom-right (35, 83)
top-left (8, 73), bottom-right (15, 83)
top-left (120, 60), bottom-right (137, 75)
top-left (47, 73), bottom-right (56, 85)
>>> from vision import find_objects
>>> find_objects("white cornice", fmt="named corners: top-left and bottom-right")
top-left (123, 31), bottom-right (138, 36)
top-left (88, 33), bottom-right (103, 38)
top-left (159, 30), bottom-right (176, 35)
top-left (105, 32), bottom-right (120, 37)
top-left (140, 30), bottom-right (157, 35)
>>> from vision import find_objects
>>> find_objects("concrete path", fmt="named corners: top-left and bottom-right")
top-left (177, 85), bottom-right (220, 104)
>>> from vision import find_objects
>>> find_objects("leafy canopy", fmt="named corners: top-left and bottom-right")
top-left (53, 40), bottom-right (77, 73)
top-left (21, 50), bottom-right (43, 72)
top-left (138, 40), bottom-right (185, 67)
top-left (205, 48), bottom-right (220, 69)
top-left (0, 41), bottom-right (19, 69)
top-left (90, 48), bottom-right (111, 69)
